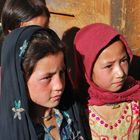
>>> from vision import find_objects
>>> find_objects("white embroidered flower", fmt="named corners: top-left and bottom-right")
top-left (12, 100), bottom-right (25, 120)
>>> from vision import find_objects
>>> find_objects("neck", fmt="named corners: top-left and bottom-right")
top-left (29, 100), bottom-right (51, 123)
top-left (105, 102), bottom-right (121, 109)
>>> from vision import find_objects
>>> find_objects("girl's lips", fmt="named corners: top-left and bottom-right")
top-left (114, 81), bottom-right (124, 87)
top-left (51, 95), bottom-right (61, 101)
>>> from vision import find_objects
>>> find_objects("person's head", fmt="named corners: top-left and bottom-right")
top-left (74, 23), bottom-right (133, 93)
top-left (23, 29), bottom-right (65, 108)
top-left (1, 0), bottom-right (50, 35)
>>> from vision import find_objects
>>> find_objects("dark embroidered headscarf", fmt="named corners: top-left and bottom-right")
top-left (74, 23), bottom-right (140, 105)
top-left (0, 25), bottom-right (60, 140)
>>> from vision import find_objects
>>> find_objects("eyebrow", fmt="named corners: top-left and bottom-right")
top-left (103, 55), bottom-right (128, 64)
top-left (42, 65), bottom-right (66, 76)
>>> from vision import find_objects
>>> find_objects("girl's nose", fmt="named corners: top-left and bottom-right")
top-left (53, 75), bottom-right (65, 91)
top-left (115, 65), bottom-right (125, 78)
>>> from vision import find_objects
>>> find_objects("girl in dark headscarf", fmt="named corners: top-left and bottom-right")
top-left (74, 23), bottom-right (140, 139)
top-left (0, 25), bottom-right (84, 140)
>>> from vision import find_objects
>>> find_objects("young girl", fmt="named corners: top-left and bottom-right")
top-left (1, 0), bottom-right (50, 35)
top-left (74, 23), bottom-right (140, 139)
top-left (0, 25), bottom-right (84, 140)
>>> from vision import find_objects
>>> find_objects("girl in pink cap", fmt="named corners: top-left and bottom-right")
top-left (74, 23), bottom-right (140, 139)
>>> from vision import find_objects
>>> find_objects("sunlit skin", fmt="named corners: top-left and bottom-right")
top-left (20, 15), bottom-right (49, 27)
top-left (27, 52), bottom-right (65, 109)
top-left (92, 40), bottom-right (129, 92)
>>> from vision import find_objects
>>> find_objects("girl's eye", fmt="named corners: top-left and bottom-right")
top-left (40, 75), bottom-right (52, 84)
top-left (121, 58), bottom-right (128, 64)
top-left (44, 75), bottom-right (52, 80)
top-left (104, 65), bottom-right (112, 69)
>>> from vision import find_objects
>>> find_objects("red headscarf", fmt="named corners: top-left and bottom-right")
top-left (74, 23), bottom-right (140, 105)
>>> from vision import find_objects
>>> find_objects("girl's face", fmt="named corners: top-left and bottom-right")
top-left (92, 40), bottom-right (129, 92)
top-left (27, 52), bottom-right (65, 108)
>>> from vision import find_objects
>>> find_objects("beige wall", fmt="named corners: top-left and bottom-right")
top-left (46, 0), bottom-right (140, 56)
top-left (111, 0), bottom-right (140, 56)
top-left (46, 0), bottom-right (111, 38)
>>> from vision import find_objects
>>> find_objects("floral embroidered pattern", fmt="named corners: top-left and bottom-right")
top-left (35, 109), bottom-right (84, 140)
top-left (89, 104), bottom-right (130, 129)
top-left (12, 100), bottom-right (24, 120)
top-left (88, 101), bottom-right (140, 139)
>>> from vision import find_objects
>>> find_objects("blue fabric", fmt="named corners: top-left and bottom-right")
top-left (34, 109), bottom-right (83, 140)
